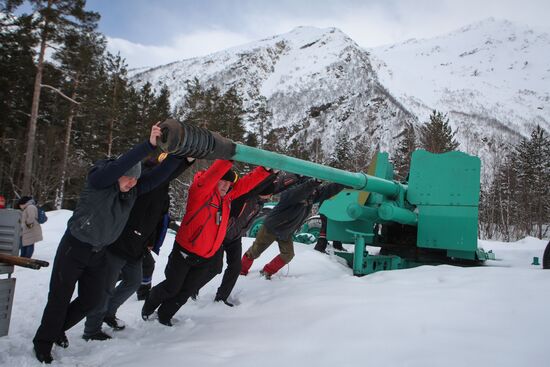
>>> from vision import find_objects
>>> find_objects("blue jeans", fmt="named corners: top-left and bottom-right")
top-left (20, 243), bottom-right (35, 258)
top-left (83, 250), bottom-right (142, 336)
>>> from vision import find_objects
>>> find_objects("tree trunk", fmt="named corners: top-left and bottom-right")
top-left (106, 77), bottom-right (119, 157)
top-left (55, 76), bottom-right (80, 209)
top-left (22, 1), bottom-right (52, 195)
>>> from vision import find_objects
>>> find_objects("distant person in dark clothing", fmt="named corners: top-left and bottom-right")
top-left (33, 123), bottom-right (183, 364)
top-left (141, 160), bottom-right (271, 326)
top-left (193, 172), bottom-right (300, 306)
top-left (241, 179), bottom-right (345, 279)
top-left (82, 152), bottom-right (194, 341)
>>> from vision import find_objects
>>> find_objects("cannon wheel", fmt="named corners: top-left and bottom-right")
top-left (297, 216), bottom-right (322, 244)
top-left (543, 241), bottom-right (550, 269)
top-left (246, 216), bottom-right (265, 238)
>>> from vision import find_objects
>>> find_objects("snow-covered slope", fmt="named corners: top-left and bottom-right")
top-left (132, 20), bottom-right (549, 181)
top-left (132, 26), bottom-right (416, 157)
top-left (370, 18), bottom-right (550, 170)
top-left (1, 211), bottom-right (548, 366)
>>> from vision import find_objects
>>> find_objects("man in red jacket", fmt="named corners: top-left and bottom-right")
top-left (142, 159), bottom-right (270, 326)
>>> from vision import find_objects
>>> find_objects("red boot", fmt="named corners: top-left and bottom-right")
top-left (240, 253), bottom-right (254, 275)
top-left (261, 255), bottom-right (287, 279)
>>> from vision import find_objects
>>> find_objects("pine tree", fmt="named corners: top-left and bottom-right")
top-left (245, 132), bottom-right (259, 147)
top-left (249, 95), bottom-right (272, 149)
top-left (0, 12), bottom-right (37, 196)
top-left (180, 80), bottom-right (245, 142)
top-left (418, 110), bottom-right (459, 153)
top-left (515, 126), bottom-right (550, 238)
top-left (331, 132), bottom-right (353, 170)
top-left (178, 78), bottom-right (211, 128)
top-left (9, 0), bottom-right (100, 195)
top-left (214, 87), bottom-right (246, 142)
top-left (104, 53), bottom-right (129, 156)
top-left (351, 135), bottom-right (374, 173)
top-left (151, 85), bottom-right (171, 122)
top-left (52, 27), bottom-right (106, 208)
top-left (393, 122), bottom-right (416, 180)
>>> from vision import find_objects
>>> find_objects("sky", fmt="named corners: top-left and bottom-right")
top-left (82, 0), bottom-right (550, 69)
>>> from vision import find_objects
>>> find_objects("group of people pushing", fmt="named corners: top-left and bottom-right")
top-left (32, 123), bottom-right (345, 364)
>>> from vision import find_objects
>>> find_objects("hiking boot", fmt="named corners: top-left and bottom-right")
top-left (55, 332), bottom-right (69, 348)
top-left (34, 343), bottom-right (53, 364)
top-left (158, 317), bottom-right (173, 327)
top-left (83, 330), bottom-right (112, 341)
top-left (259, 269), bottom-right (272, 280)
top-left (103, 316), bottom-right (126, 331)
top-left (214, 295), bottom-right (234, 307)
top-left (314, 237), bottom-right (328, 253)
top-left (141, 302), bottom-right (155, 321)
top-left (332, 241), bottom-right (346, 252)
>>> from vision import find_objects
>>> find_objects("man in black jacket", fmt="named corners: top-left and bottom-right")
top-left (241, 179), bottom-right (344, 279)
top-left (33, 124), bottom-right (184, 364)
top-left (193, 172), bottom-right (300, 305)
top-left (82, 152), bottom-right (194, 341)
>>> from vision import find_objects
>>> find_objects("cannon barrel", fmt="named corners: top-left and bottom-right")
top-left (159, 119), bottom-right (403, 196)
top-left (233, 144), bottom-right (401, 195)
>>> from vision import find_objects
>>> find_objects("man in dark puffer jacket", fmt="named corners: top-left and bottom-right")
top-left (33, 124), bottom-right (182, 364)
top-left (82, 152), bottom-right (194, 341)
top-left (241, 179), bottom-right (344, 279)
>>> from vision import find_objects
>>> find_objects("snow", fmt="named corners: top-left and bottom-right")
top-left (369, 18), bottom-right (550, 134)
top-left (1, 210), bottom-right (548, 367)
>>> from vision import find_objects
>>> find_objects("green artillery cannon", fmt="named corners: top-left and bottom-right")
top-left (159, 119), bottom-right (495, 275)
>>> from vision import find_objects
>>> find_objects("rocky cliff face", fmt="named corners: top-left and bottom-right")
top-left (132, 26), bottom-right (416, 158)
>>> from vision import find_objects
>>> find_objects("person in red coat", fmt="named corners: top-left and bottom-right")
top-left (142, 159), bottom-right (271, 326)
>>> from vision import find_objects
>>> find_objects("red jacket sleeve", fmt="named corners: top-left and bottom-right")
top-left (191, 160), bottom-right (233, 202)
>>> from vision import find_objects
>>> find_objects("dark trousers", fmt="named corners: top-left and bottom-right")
top-left (33, 231), bottom-right (107, 350)
top-left (195, 237), bottom-right (243, 300)
top-left (141, 249), bottom-right (156, 285)
top-left (20, 243), bottom-right (35, 258)
top-left (143, 242), bottom-right (220, 322)
top-left (84, 251), bottom-right (142, 336)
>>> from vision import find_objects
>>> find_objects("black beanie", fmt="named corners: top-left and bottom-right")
top-left (258, 183), bottom-right (275, 196)
top-left (221, 170), bottom-right (238, 183)
top-left (17, 196), bottom-right (32, 207)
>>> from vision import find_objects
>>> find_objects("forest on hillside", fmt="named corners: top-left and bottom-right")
top-left (1, 1), bottom-right (548, 240)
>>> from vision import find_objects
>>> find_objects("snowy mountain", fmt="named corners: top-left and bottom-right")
top-left (370, 18), bottom-right (550, 178)
top-left (132, 20), bottom-right (550, 181)
top-left (132, 26), bottom-right (416, 158)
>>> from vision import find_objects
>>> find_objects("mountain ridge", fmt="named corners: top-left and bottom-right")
top-left (132, 19), bottom-right (549, 181)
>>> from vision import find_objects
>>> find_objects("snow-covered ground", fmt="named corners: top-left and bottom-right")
top-left (1, 210), bottom-right (548, 366)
